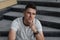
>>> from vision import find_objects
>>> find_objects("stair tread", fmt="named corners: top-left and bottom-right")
top-left (0, 19), bottom-right (60, 32)
top-left (18, 0), bottom-right (59, 3)
top-left (0, 37), bottom-right (8, 40)
top-left (0, 37), bottom-right (60, 40)
top-left (36, 15), bottom-right (60, 23)
top-left (0, 19), bottom-right (12, 31)
top-left (12, 5), bottom-right (60, 12)
top-left (4, 11), bottom-right (60, 23)
top-left (45, 37), bottom-right (60, 40)
top-left (0, 27), bottom-right (60, 32)
top-left (4, 11), bottom-right (23, 17)
top-left (43, 26), bottom-right (60, 32)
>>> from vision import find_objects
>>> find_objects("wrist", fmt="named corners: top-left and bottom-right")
top-left (34, 31), bottom-right (39, 35)
top-left (33, 29), bottom-right (37, 33)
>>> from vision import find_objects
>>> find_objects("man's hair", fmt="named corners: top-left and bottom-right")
top-left (24, 3), bottom-right (37, 11)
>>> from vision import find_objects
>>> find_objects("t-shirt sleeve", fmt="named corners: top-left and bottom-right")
top-left (11, 19), bottom-right (19, 31)
top-left (35, 19), bottom-right (43, 32)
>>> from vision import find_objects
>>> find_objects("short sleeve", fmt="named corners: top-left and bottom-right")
top-left (11, 19), bottom-right (19, 31)
top-left (35, 19), bottom-right (42, 32)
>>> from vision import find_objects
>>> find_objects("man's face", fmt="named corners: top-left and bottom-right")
top-left (24, 8), bottom-right (36, 23)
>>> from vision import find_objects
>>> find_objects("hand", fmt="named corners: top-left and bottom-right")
top-left (28, 20), bottom-right (37, 33)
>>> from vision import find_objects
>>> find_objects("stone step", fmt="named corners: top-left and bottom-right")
top-left (0, 11), bottom-right (59, 37)
top-left (43, 27), bottom-right (60, 37)
top-left (43, 26), bottom-right (60, 32)
top-left (0, 19), bottom-right (59, 32)
top-left (3, 11), bottom-right (60, 24)
top-left (3, 11), bottom-right (60, 29)
top-left (0, 19), bottom-right (60, 37)
top-left (3, 11), bottom-right (23, 21)
top-left (0, 26), bottom-right (60, 37)
top-left (0, 7), bottom-right (11, 20)
top-left (11, 5), bottom-right (60, 17)
top-left (18, 0), bottom-right (57, 2)
top-left (0, 37), bottom-right (8, 40)
top-left (45, 37), bottom-right (60, 40)
top-left (11, 5), bottom-right (60, 12)
top-left (0, 36), bottom-right (60, 40)
top-left (0, 19), bottom-right (12, 31)
top-left (36, 15), bottom-right (60, 24)
top-left (17, 1), bottom-right (60, 8)
top-left (37, 15), bottom-right (60, 29)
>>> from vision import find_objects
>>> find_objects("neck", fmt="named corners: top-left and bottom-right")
top-left (23, 17), bottom-right (29, 26)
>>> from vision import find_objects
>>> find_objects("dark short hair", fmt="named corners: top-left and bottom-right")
top-left (24, 3), bottom-right (37, 11)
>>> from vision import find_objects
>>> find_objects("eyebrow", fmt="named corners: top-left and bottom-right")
top-left (27, 11), bottom-right (36, 15)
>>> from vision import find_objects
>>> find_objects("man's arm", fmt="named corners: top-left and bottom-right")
top-left (29, 21), bottom-right (44, 40)
top-left (30, 25), bottom-right (44, 40)
top-left (34, 31), bottom-right (44, 40)
top-left (8, 29), bottom-right (16, 40)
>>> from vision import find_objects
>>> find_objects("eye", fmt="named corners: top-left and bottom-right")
top-left (33, 13), bottom-right (36, 15)
top-left (26, 11), bottom-right (36, 15)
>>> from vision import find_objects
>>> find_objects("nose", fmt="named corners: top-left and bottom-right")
top-left (30, 13), bottom-right (32, 17)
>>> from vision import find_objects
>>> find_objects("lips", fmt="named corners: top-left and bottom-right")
top-left (29, 18), bottom-right (32, 20)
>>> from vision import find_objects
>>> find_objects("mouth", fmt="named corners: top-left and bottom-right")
top-left (28, 18), bottom-right (32, 21)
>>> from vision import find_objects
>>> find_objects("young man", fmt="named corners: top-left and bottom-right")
top-left (8, 3), bottom-right (44, 40)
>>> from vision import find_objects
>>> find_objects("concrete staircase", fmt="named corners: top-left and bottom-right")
top-left (0, 0), bottom-right (60, 40)
top-left (0, 37), bottom-right (60, 40)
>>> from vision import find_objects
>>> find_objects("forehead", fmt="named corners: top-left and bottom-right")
top-left (25, 8), bottom-right (36, 13)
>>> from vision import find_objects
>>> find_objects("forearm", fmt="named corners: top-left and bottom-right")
top-left (34, 33), bottom-right (44, 40)
top-left (8, 30), bottom-right (16, 40)
top-left (8, 34), bottom-right (16, 40)
top-left (29, 21), bottom-right (44, 40)
top-left (8, 36), bottom-right (15, 40)
top-left (8, 38), bottom-right (15, 40)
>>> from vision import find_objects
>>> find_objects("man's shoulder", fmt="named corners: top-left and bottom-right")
top-left (13, 17), bottom-right (23, 22)
top-left (35, 18), bottom-right (40, 22)
top-left (35, 18), bottom-right (41, 23)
